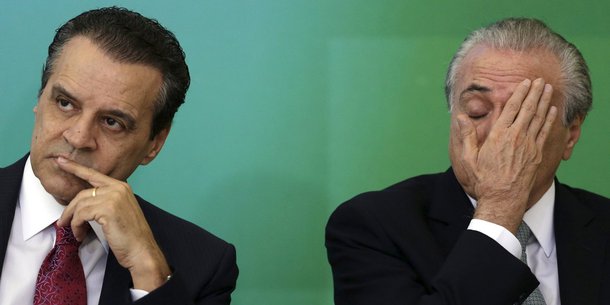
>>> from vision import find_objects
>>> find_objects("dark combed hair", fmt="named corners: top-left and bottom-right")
top-left (39, 6), bottom-right (190, 138)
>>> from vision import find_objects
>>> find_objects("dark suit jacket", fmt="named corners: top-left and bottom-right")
top-left (0, 156), bottom-right (238, 305)
top-left (326, 169), bottom-right (610, 305)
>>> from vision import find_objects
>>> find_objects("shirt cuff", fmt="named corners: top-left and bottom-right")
top-left (130, 288), bottom-right (149, 301)
top-left (468, 219), bottom-right (521, 258)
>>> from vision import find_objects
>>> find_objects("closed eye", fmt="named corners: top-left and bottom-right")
top-left (468, 113), bottom-right (487, 120)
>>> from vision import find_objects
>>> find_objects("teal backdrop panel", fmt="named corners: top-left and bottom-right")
top-left (0, 1), bottom-right (608, 304)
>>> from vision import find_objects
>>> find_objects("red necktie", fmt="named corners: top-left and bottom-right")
top-left (34, 223), bottom-right (87, 305)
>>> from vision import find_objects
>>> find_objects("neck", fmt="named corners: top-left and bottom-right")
top-left (526, 179), bottom-right (554, 210)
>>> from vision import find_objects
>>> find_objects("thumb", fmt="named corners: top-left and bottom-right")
top-left (455, 114), bottom-right (478, 157)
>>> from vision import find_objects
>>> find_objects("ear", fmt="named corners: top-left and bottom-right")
top-left (141, 127), bottom-right (171, 165)
top-left (562, 115), bottom-right (583, 160)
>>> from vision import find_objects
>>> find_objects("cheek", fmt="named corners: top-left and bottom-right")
top-left (544, 126), bottom-right (571, 159)
top-left (31, 117), bottom-right (47, 148)
top-left (32, 122), bottom-right (60, 150)
top-left (32, 106), bottom-right (61, 139)
top-left (96, 143), bottom-right (142, 177)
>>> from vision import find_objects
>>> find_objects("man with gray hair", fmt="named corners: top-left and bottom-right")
top-left (326, 18), bottom-right (610, 305)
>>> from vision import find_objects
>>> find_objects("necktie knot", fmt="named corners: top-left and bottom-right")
top-left (54, 223), bottom-right (80, 247)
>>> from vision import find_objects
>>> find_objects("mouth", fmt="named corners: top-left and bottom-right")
top-left (49, 156), bottom-right (93, 187)
top-left (48, 153), bottom-right (92, 168)
top-left (49, 153), bottom-right (73, 161)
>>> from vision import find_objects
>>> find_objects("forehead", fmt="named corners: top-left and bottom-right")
top-left (455, 45), bottom-right (563, 99)
top-left (49, 36), bottom-right (163, 116)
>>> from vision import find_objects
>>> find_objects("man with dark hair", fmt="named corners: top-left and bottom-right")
top-left (0, 7), bottom-right (237, 305)
top-left (326, 18), bottom-right (610, 305)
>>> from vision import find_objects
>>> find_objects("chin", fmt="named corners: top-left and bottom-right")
top-left (39, 170), bottom-right (90, 204)
top-left (49, 184), bottom-right (86, 205)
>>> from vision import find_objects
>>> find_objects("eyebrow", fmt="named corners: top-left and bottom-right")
top-left (51, 84), bottom-right (138, 131)
top-left (459, 83), bottom-right (491, 101)
top-left (51, 84), bottom-right (78, 102)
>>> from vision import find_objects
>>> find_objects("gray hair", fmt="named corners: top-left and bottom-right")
top-left (444, 18), bottom-right (591, 125)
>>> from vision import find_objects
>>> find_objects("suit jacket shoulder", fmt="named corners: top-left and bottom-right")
top-left (557, 182), bottom-right (610, 209)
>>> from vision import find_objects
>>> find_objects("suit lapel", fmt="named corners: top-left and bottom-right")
top-left (427, 169), bottom-right (475, 255)
top-left (0, 156), bottom-right (28, 277)
top-left (555, 182), bottom-right (610, 305)
top-left (402, 168), bottom-right (474, 288)
top-left (98, 252), bottom-right (132, 304)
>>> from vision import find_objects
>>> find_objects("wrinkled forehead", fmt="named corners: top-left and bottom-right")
top-left (48, 37), bottom-right (163, 118)
top-left (454, 45), bottom-right (564, 100)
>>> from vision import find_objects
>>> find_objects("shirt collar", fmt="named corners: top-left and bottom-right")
top-left (19, 157), bottom-right (109, 253)
top-left (523, 182), bottom-right (555, 258)
top-left (468, 182), bottom-right (556, 257)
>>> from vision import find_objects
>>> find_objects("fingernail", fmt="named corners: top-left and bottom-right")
top-left (544, 83), bottom-right (552, 92)
top-left (523, 79), bottom-right (531, 87)
top-left (57, 156), bottom-right (67, 163)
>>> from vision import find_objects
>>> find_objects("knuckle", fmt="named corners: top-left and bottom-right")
top-left (109, 190), bottom-right (124, 204)
top-left (107, 202), bottom-right (118, 215)
top-left (507, 130), bottom-right (521, 143)
top-left (531, 113), bottom-right (542, 124)
top-left (505, 101), bottom-right (521, 113)
top-left (118, 181), bottom-right (132, 192)
top-left (521, 100), bottom-right (537, 112)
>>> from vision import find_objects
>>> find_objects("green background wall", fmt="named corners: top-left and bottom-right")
top-left (1, 1), bottom-right (608, 304)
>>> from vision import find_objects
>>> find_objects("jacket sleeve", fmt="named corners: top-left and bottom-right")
top-left (134, 244), bottom-right (238, 305)
top-left (325, 198), bottom-right (539, 305)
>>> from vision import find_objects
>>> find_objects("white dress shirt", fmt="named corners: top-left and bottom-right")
top-left (468, 183), bottom-right (559, 305)
top-left (0, 157), bottom-right (147, 304)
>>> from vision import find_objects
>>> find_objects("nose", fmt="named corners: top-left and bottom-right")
top-left (62, 114), bottom-right (97, 150)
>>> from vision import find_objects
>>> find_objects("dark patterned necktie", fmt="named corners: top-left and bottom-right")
top-left (34, 223), bottom-right (87, 305)
top-left (515, 222), bottom-right (546, 305)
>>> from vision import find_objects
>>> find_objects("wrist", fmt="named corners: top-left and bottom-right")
top-left (129, 248), bottom-right (172, 292)
top-left (474, 197), bottom-right (527, 234)
top-left (473, 211), bottom-right (521, 234)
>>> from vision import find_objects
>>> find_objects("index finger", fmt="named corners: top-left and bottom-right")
top-left (56, 156), bottom-right (114, 187)
top-left (511, 78), bottom-right (547, 130)
top-left (496, 78), bottom-right (532, 128)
